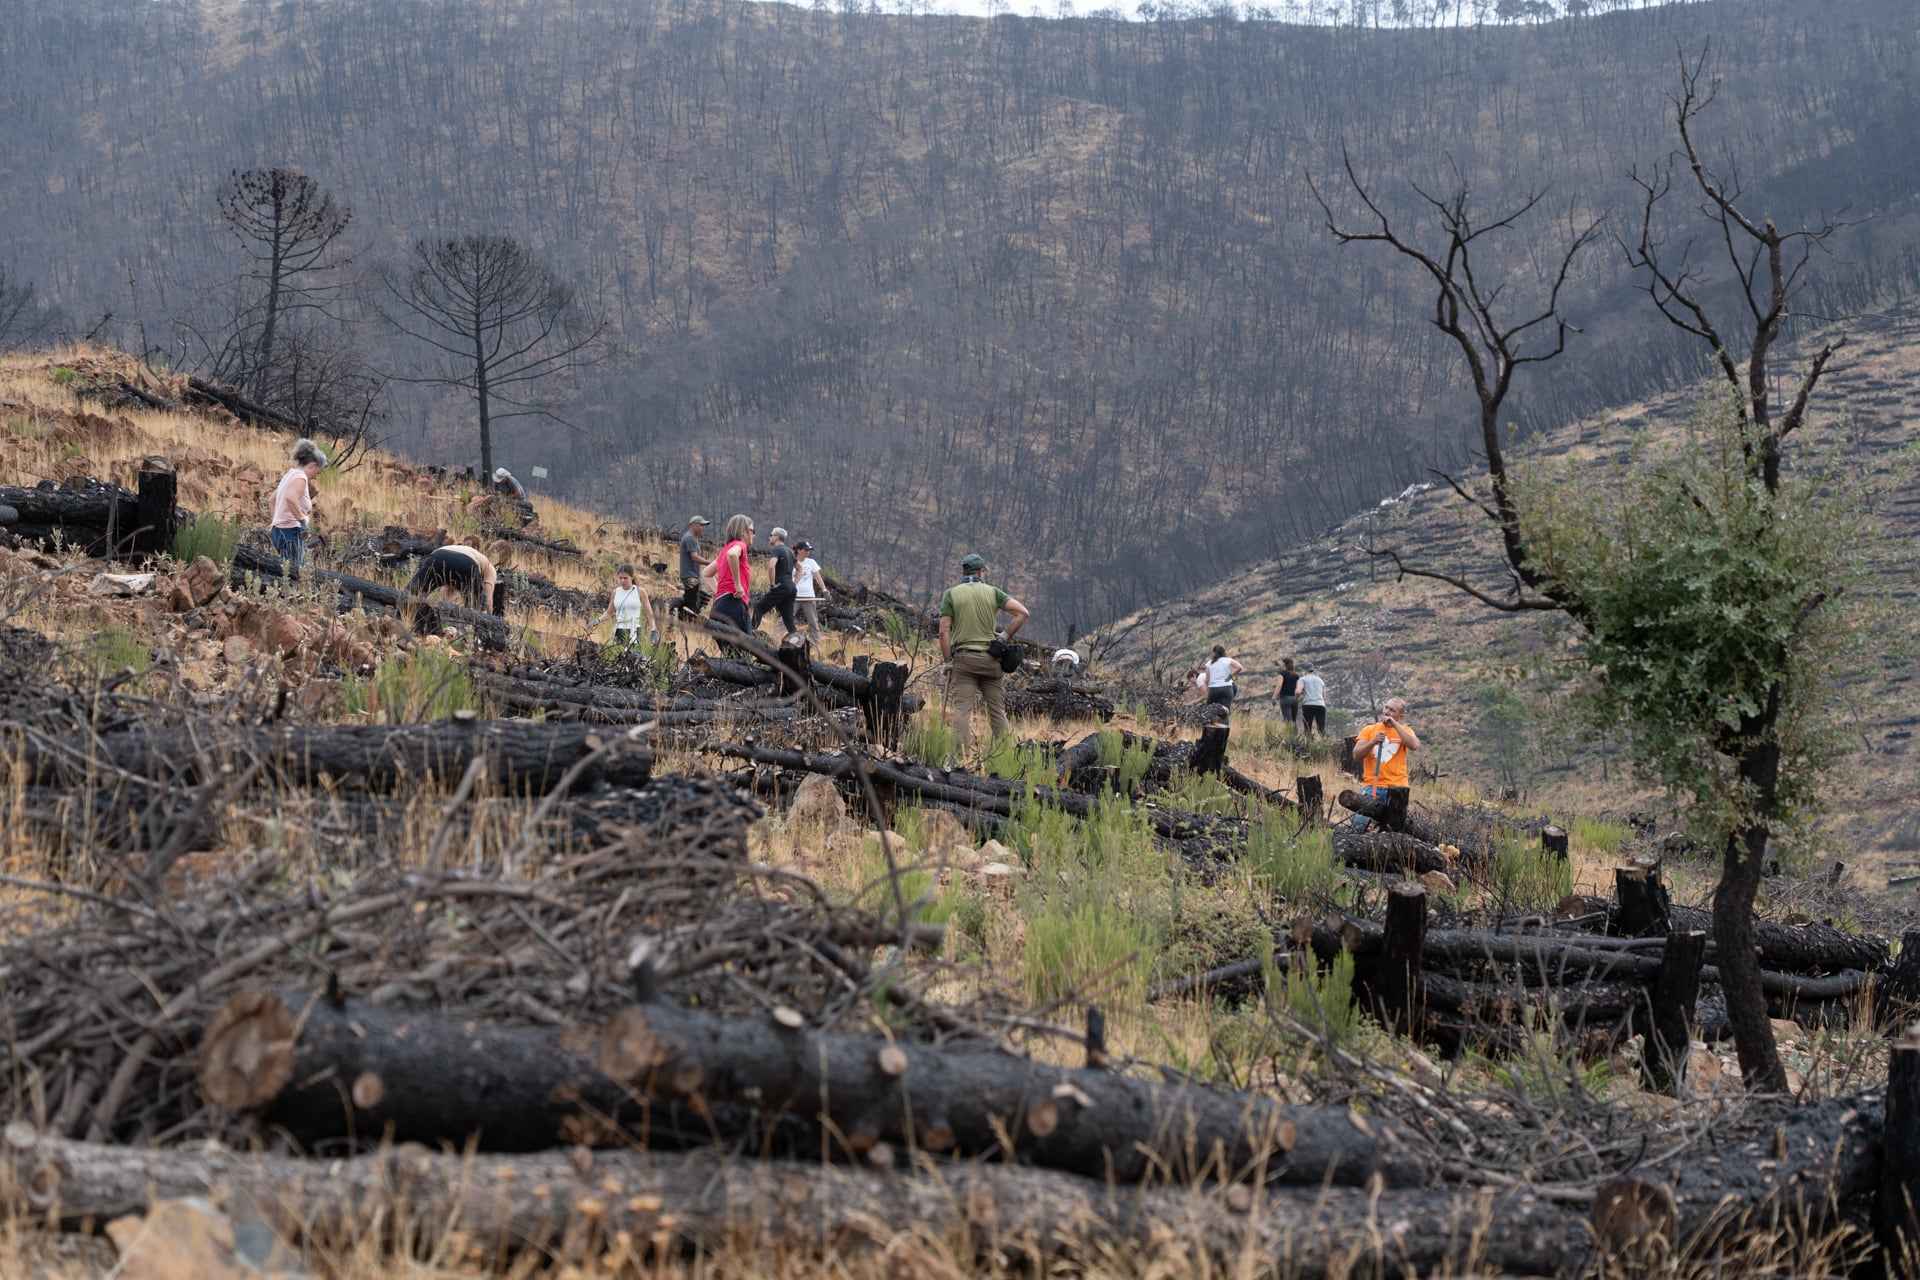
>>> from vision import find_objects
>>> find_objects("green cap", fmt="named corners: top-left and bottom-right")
top-left (960, 553), bottom-right (986, 572)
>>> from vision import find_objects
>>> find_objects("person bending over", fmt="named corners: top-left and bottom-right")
top-left (407, 544), bottom-right (503, 624)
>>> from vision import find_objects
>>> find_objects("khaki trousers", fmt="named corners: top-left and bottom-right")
top-left (947, 650), bottom-right (1009, 750)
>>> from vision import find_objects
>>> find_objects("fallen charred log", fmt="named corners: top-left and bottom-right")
top-left (9, 718), bottom-right (655, 794)
top-left (199, 990), bottom-right (806, 1156)
top-left (3, 1128), bottom-right (1587, 1279)
top-left (597, 994), bottom-right (1423, 1188)
top-left (1331, 830), bottom-right (1453, 875)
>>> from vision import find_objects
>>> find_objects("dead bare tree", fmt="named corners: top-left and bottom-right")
top-left (1306, 150), bottom-right (1604, 612)
top-left (0, 264), bottom-right (58, 351)
top-left (1310, 50), bottom-right (1858, 1095)
top-left (214, 168), bottom-right (357, 396)
top-left (376, 234), bottom-right (607, 481)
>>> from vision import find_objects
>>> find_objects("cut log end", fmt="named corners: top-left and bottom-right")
top-left (199, 990), bottom-right (299, 1110)
top-left (598, 1007), bottom-right (671, 1085)
top-left (1590, 1177), bottom-right (1676, 1262)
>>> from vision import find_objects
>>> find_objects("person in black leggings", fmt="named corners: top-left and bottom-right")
top-left (406, 545), bottom-right (503, 627)
top-left (1271, 656), bottom-right (1300, 727)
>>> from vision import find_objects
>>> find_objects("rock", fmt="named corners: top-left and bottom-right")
top-left (105, 1195), bottom-right (304, 1279)
top-left (1417, 870), bottom-right (1455, 893)
top-left (90, 572), bottom-right (158, 597)
top-left (168, 582), bottom-right (195, 612)
top-left (264, 613), bottom-right (305, 657)
top-left (918, 807), bottom-right (971, 850)
top-left (1684, 1044), bottom-right (1723, 1094)
top-left (222, 635), bottom-right (253, 665)
top-left (979, 862), bottom-right (1019, 878)
top-left (788, 773), bottom-right (845, 834)
top-left (182, 555), bottom-right (226, 608)
top-left (979, 838), bottom-right (1013, 864)
top-left (1769, 1018), bottom-right (1802, 1041)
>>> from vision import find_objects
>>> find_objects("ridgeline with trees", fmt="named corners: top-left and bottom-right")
top-left (3, 0), bottom-right (1920, 630)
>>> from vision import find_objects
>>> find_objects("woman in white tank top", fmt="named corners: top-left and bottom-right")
top-left (597, 564), bottom-right (658, 648)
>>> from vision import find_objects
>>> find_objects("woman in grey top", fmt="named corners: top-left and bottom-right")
top-left (1296, 662), bottom-right (1328, 737)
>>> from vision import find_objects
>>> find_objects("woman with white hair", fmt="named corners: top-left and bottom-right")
top-left (270, 438), bottom-right (328, 568)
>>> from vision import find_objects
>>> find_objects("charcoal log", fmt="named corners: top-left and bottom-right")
top-left (1332, 830), bottom-right (1451, 875)
top-left (3, 1129), bottom-right (1586, 1279)
top-left (198, 990), bottom-right (799, 1155)
top-left (598, 996), bottom-right (1424, 1188)
top-left (11, 719), bottom-right (654, 794)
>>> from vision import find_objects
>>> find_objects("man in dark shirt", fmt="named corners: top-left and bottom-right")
top-left (751, 526), bottom-right (799, 637)
top-left (678, 516), bottom-right (710, 620)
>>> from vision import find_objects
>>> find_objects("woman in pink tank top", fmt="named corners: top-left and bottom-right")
top-left (706, 513), bottom-right (754, 648)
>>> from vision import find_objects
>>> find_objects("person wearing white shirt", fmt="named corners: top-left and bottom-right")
top-left (1203, 645), bottom-right (1244, 708)
top-left (597, 563), bottom-right (658, 649)
top-left (1295, 662), bottom-right (1328, 737)
top-left (792, 539), bottom-right (829, 643)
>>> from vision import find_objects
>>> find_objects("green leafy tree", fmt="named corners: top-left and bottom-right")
top-left (1313, 52), bottom-right (1884, 1092)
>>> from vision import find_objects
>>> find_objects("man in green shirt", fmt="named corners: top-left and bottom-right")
top-left (938, 553), bottom-right (1030, 753)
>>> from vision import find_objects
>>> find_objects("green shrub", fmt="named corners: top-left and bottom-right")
top-left (79, 624), bottom-right (150, 684)
top-left (1094, 728), bottom-right (1155, 793)
top-left (52, 366), bottom-right (77, 385)
top-left (1013, 796), bottom-right (1170, 1005)
top-left (1491, 831), bottom-right (1575, 912)
top-left (1249, 814), bottom-right (1338, 906)
top-left (904, 708), bottom-right (959, 767)
top-left (1572, 816), bottom-right (1630, 858)
top-left (982, 737), bottom-right (1055, 787)
top-left (1025, 900), bottom-right (1155, 1003)
top-left (1283, 947), bottom-right (1361, 1047)
top-left (1161, 768), bottom-right (1245, 815)
top-left (170, 515), bottom-right (243, 567)
top-left (366, 648), bottom-right (479, 723)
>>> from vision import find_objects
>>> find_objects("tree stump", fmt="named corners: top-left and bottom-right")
top-left (1296, 775), bottom-right (1324, 823)
top-left (1540, 824), bottom-right (1569, 859)
top-left (1616, 858), bottom-right (1672, 938)
top-left (1341, 735), bottom-right (1364, 780)
top-left (776, 633), bottom-right (812, 698)
top-left (1373, 882), bottom-right (1428, 1038)
top-left (1641, 929), bottom-right (1707, 1095)
top-left (858, 661), bottom-right (909, 749)
top-left (131, 456), bottom-right (178, 558)
top-left (1190, 723), bottom-right (1229, 776)
top-left (1874, 1025), bottom-right (1920, 1272)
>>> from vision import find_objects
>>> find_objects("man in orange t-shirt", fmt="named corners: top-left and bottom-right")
top-left (1350, 698), bottom-right (1422, 832)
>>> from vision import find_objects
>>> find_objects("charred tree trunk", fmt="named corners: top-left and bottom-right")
top-left (1296, 774), bottom-right (1324, 821)
top-left (1874, 1026), bottom-right (1920, 1273)
top-left (1373, 882), bottom-right (1427, 1037)
top-left (1189, 723), bottom-right (1230, 776)
top-left (1, 1129), bottom-right (1585, 1279)
top-left (1641, 929), bottom-right (1706, 1095)
top-left (1540, 824), bottom-right (1569, 859)
top-left (198, 991), bottom-right (798, 1155)
top-left (598, 996), bottom-right (1423, 1188)
top-left (1615, 858), bottom-right (1672, 938)
top-left (13, 719), bottom-right (654, 794)
top-left (1331, 830), bottom-right (1451, 875)
top-left (1718, 729), bottom-right (1789, 1092)
top-left (857, 660), bottom-right (908, 748)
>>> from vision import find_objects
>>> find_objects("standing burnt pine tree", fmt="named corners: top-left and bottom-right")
top-left (1312, 50), bottom-right (1880, 1095)
top-left (377, 234), bottom-right (606, 482)
top-left (214, 167), bottom-right (358, 401)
